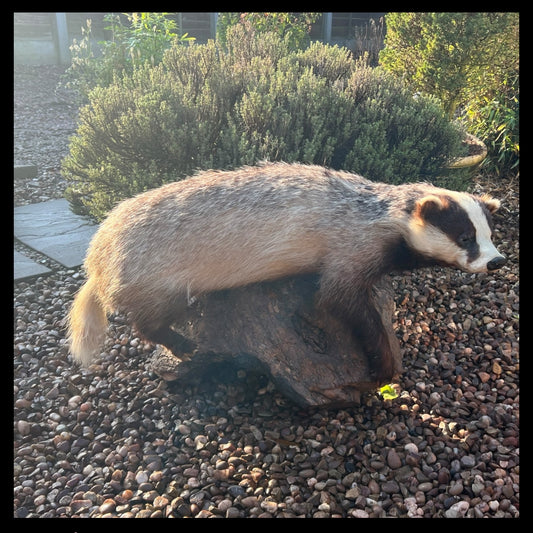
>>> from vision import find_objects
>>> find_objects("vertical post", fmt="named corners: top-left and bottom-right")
top-left (55, 12), bottom-right (70, 65)
top-left (210, 12), bottom-right (218, 40)
top-left (322, 12), bottom-right (332, 44)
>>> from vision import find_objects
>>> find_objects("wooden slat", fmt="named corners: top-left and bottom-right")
top-left (181, 12), bottom-right (212, 40)
top-left (14, 12), bottom-right (54, 39)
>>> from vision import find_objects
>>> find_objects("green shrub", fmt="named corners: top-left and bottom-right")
top-left (62, 25), bottom-right (465, 221)
top-left (378, 12), bottom-right (519, 177)
top-left (461, 71), bottom-right (519, 176)
top-left (61, 12), bottom-right (195, 102)
top-left (379, 13), bottom-right (519, 120)
top-left (217, 12), bottom-right (319, 50)
top-left (340, 64), bottom-right (466, 185)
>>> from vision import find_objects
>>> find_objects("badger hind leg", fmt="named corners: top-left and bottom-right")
top-left (129, 299), bottom-right (197, 360)
top-left (135, 324), bottom-right (197, 360)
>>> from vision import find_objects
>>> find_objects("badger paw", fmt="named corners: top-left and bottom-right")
top-left (367, 350), bottom-right (396, 385)
top-left (169, 335), bottom-right (197, 360)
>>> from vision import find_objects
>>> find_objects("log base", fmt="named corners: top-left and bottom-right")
top-left (150, 274), bottom-right (401, 408)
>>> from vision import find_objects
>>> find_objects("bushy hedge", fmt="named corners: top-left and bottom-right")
top-left (379, 13), bottom-right (519, 176)
top-left (62, 25), bottom-right (465, 221)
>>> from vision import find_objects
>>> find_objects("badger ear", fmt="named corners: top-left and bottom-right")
top-left (480, 194), bottom-right (501, 214)
top-left (414, 194), bottom-right (448, 220)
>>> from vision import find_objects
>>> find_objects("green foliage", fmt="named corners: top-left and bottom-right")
top-left (461, 72), bottom-right (519, 176)
top-left (341, 63), bottom-right (464, 184)
top-left (379, 13), bottom-right (519, 120)
top-left (378, 384), bottom-right (399, 400)
top-left (60, 12), bottom-right (195, 101)
top-left (62, 25), bottom-right (465, 221)
top-left (352, 17), bottom-right (385, 67)
top-left (217, 12), bottom-right (320, 50)
top-left (379, 12), bottom-right (519, 176)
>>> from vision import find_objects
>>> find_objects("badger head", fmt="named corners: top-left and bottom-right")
top-left (407, 192), bottom-right (506, 273)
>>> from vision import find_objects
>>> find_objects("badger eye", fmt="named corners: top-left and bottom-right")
top-left (458, 233), bottom-right (475, 246)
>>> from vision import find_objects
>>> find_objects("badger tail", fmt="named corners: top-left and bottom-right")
top-left (67, 277), bottom-right (108, 366)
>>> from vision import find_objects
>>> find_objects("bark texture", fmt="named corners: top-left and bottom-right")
top-left (150, 274), bottom-right (401, 408)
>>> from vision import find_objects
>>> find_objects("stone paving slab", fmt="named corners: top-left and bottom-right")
top-left (14, 250), bottom-right (51, 280)
top-left (14, 199), bottom-right (98, 276)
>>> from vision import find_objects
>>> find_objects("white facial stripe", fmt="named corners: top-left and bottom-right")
top-left (459, 197), bottom-right (502, 272)
top-left (465, 198), bottom-right (491, 242)
top-left (409, 224), bottom-right (461, 261)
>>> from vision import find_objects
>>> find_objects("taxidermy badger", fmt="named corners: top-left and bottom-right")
top-left (67, 162), bottom-right (505, 383)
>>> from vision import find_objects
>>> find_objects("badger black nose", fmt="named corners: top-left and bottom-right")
top-left (487, 256), bottom-right (506, 271)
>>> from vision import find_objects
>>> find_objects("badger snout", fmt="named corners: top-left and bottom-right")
top-left (463, 246), bottom-right (506, 273)
top-left (487, 255), bottom-right (506, 271)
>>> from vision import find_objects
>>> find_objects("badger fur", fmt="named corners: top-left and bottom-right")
top-left (67, 162), bottom-right (505, 383)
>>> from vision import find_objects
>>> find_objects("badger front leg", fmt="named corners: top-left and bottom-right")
top-left (318, 274), bottom-right (397, 384)
top-left (346, 291), bottom-right (397, 384)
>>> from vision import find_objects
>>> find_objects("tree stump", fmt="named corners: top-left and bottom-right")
top-left (150, 274), bottom-right (401, 408)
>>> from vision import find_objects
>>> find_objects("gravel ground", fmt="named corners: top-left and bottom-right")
top-left (14, 65), bottom-right (78, 207)
top-left (14, 65), bottom-right (519, 518)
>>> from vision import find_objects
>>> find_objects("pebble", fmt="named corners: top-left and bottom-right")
top-left (386, 449), bottom-right (402, 469)
top-left (227, 485), bottom-right (245, 498)
top-left (417, 482), bottom-right (433, 493)
top-left (445, 501), bottom-right (470, 518)
top-left (70, 499), bottom-right (93, 514)
top-left (478, 371), bottom-right (491, 383)
top-left (99, 499), bottom-right (116, 514)
top-left (460, 455), bottom-right (476, 468)
top-left (177, 424), bottom-right (190, 435)
top-left (17, 420), bottom-right (31, 436)
top-left (261, 500), bottom-right (278, 514)
top-left (404, 442), bottom-right (418, 455)
top-left (346, 487), bottom-right (360, 500)
top-left (382, 480), bottom-right (400, 494)
top-left (241, 496), bottom-right (259, 508)
top-left (449, 482), bottom-right (464, 496)
top-left (226, 507), bottom-right (241, 518)
top-left (135, 471), bottom-right (149, 485)
top-left (438, 469), bottom-right (450, 485)
top-left (217, 499), bottom-right (233, 512)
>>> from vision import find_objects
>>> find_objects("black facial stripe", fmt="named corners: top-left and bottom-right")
top-left (423, 197), bottom-right (480, 261)
top-left (462, 237), bottom-right (480, 262)
top-left (477, 199), bottom-right (495, 231)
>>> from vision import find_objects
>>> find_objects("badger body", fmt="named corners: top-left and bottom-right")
top-left (68, 162), bottom-right (505, 383)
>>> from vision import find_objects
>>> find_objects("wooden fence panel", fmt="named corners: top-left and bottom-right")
top-left (14, 12), bottom-right (385, 64)
top-left (14, 12), bottom-right (54, 40)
